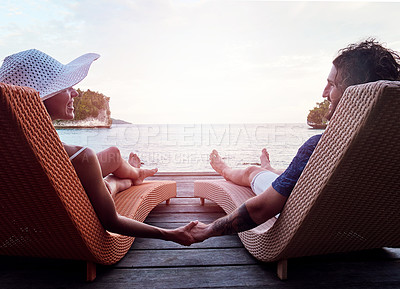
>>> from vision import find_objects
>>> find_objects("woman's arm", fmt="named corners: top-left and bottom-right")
top-left (68, 146), bottom-right (196, 246)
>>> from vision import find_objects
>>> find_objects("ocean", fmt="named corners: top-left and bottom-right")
top-left (56, 123), bottom-right (324, 172)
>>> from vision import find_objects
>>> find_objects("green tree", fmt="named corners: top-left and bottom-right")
top-left (307, 100), bottom-right (329, 128)
top-left (74, 89), bottom-right (111, 121)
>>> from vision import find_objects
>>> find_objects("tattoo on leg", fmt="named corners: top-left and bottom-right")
top-left (211, 203), bottom-right (258, 235)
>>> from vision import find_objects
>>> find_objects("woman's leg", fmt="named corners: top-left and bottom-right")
top-left (128, 152), bottom-right (142, 168)
top-left (97, 147), bottom-right (157, 185)
top-left (104, 175), bottom-right (132, 197)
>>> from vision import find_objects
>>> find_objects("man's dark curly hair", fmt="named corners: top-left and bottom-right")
top-left (333, 38), bottom-right (400, 92)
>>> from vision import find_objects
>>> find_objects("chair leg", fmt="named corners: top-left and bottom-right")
top-left (86, 261), bottom-right (96, 282)
top-left (277, 259), bottom-right (288, 280)
top-left (166, 198), bottom-right (170, 205)
top-left (200, 197), bottom-right (205, 206)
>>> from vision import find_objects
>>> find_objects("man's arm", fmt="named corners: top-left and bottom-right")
top-left (211, 203), bottom-right (258, 235)
top-left (191, 186), bottom-right (288, 242)
top-left (192, 135), bottom-right (321, 242)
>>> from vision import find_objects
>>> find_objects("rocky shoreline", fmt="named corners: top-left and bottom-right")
top-left (54, 118), bottom-right (130, 129)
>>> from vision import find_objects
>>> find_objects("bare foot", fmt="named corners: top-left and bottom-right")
top-left (132, 168), bottom-right (158, 186)
top-left (209, 150), bottom-right (229, 176)
top-left (128, 153), bottom-right (142, 168)
top-left (260, 148), bottom-right (273, 170)
top-left (259, 148), bottom-right (285, 175)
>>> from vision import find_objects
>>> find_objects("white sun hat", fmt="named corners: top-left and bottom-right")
top-left (0, 49), bottom-right (100, 101)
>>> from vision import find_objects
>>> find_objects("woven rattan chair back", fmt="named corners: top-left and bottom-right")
top-left (0, 83), bottom-right (176, 281)
top-left (240, 80), bottom-right (400, 262)
top-left (0, 82), bottom-right (134, 264)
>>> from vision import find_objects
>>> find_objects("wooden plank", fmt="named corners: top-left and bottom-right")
top-left (145, 212), bottom-right (225, 223)
top-left (132, 234), bottom-right (243, 250)
top-left (1, 260), bottom-right (400, 289)
top-left (297, 247), bottom-right (400, 262)
top-left (177, 185), bottom-right (195, 197)
top-left (0, 265), bottom-right (276, 288)
top-left (95, 261), bottom-right (400, 288)
top-left (150, 203), bottom-right (224, 214)
top-left (155, 197), bottom-right (219, 206)
top-left (1, 252), bottom-right (400, 288)
top-left (116, 248), bottom-right (257, 268)
top-left (94, 265), bottom-right (279, 288)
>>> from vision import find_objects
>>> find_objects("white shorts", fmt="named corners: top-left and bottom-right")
top-left (250, 170), bottom-right (279, 195)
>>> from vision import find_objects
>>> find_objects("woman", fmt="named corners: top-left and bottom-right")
top-left (0, 49), bottom-right (197, 245)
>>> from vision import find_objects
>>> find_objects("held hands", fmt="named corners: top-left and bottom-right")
top-left (187, 221), bottom-right (210, 243)
top-left (167, 221), bottom-right (212, 246)
top-left (166, 221), bottom-right (198, 246)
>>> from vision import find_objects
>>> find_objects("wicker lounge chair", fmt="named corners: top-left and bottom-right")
top-left (194, 80), bottom-right (400, 280)
top-left (0, 83), bottom-right (176, 281)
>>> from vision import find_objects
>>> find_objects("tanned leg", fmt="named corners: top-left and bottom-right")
top-left (260, 148), bottom-right (285, 175)
top-left (104, 175), bottom-right (132, 197)
top-left (128, 152), bottom-right (142, 168)
top-left (97, 147), bottom-right (157, 185)
top-left (209, 150), bottom-right (266, 187)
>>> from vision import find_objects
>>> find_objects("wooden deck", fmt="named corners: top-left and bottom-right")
top-left (1, 173), bottom-right (400, 288)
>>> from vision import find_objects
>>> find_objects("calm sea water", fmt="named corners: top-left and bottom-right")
top-left (56, 123), bottom-right (323, 172)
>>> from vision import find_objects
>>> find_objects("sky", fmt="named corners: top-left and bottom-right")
top-left (1, 0), bottom-right (400, 124)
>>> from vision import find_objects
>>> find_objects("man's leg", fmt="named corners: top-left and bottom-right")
top-left (260, 148), bottom-right (285, 175)
top-left (210, 150), bottom-right (267, 187)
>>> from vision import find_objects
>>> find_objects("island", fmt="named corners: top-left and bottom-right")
top-left (53, 89), bottom-right (113, 128)
top-left (307, 100), bottom-right (329, 129)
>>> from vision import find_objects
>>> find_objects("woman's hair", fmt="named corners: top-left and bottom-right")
top-left (333, 38), bottom-right (400, 92)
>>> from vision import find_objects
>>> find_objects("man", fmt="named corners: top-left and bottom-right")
top-left (189, 38), bottom-right (400, 242)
